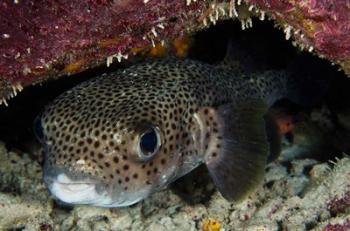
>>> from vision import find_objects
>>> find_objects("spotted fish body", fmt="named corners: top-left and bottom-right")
top-left (37, 57), bottom-right (304, 207)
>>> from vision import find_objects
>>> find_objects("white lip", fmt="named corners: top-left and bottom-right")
top-left (47, 173), bottom-right (152, 207)
top-left (50, 173), bottom-right (100, 204)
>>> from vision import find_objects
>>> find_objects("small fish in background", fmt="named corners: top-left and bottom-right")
top-left (263, 104), bottom-right (329, 161)
top-left (279, 105), bottom-right (350, 162)
top-left (34, 41), bottom-right (328, 207)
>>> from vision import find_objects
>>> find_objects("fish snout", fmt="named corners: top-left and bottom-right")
top-left (43, 166), bottom-right (107, 205)
top-left (43, 163), bottom-right (152, 207)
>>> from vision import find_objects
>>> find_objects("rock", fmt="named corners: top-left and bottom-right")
top-left (0, 139), bottom-right (349, 230)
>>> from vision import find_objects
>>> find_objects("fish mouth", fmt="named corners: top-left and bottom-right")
top-left (43, 165), bottom-right (152, 207)
top-left (45, 172), bottom-right (149, 207)
top-left (45, 173), bottom-right (102, 205)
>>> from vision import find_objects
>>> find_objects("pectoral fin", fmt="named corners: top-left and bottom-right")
top-left (196, 99), bottom-right (278, 201)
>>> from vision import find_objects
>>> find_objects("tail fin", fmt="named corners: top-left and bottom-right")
top-left (253, 65), bottom-right (330, 108)
top-left (222, 39), bottom-right (331, 108)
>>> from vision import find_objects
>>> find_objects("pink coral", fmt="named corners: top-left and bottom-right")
top-left (327, 191), bottom-right (350, 215)
top-left (247, 0), bottom-right (350, 74)
top-left (0, 0), bottom-right (205, 104)
top-left (0, 0), bottom-right (349, 105)
top-left (324, 218), bottom-right (350, 231)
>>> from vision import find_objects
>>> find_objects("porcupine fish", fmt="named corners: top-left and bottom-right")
top-left (35, 45), bottom-right (318, 207)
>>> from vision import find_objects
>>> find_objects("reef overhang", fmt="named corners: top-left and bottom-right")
top-left (0, 0), bottom-right (349, 105)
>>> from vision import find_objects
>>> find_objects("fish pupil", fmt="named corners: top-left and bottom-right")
top-left (140, 129), bottom-right (158, 155)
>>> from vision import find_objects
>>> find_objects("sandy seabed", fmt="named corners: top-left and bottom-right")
top-left (0, 140), bottom-right (349, 231)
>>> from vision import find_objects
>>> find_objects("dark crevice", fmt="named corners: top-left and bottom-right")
top-left (0, 18), bottom-right (348, 167)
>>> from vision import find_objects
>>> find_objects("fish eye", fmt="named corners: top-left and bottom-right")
top-left (34, 113), bottom-right (44, 142)
top-left (137, 126), bottom-right (161, 161)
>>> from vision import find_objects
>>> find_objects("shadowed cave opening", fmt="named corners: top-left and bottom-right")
top-left (0, 19), bottom-right (349, 205)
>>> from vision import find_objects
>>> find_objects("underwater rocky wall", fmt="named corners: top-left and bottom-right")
top-left (0, 0), bottom-right (349, 106)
